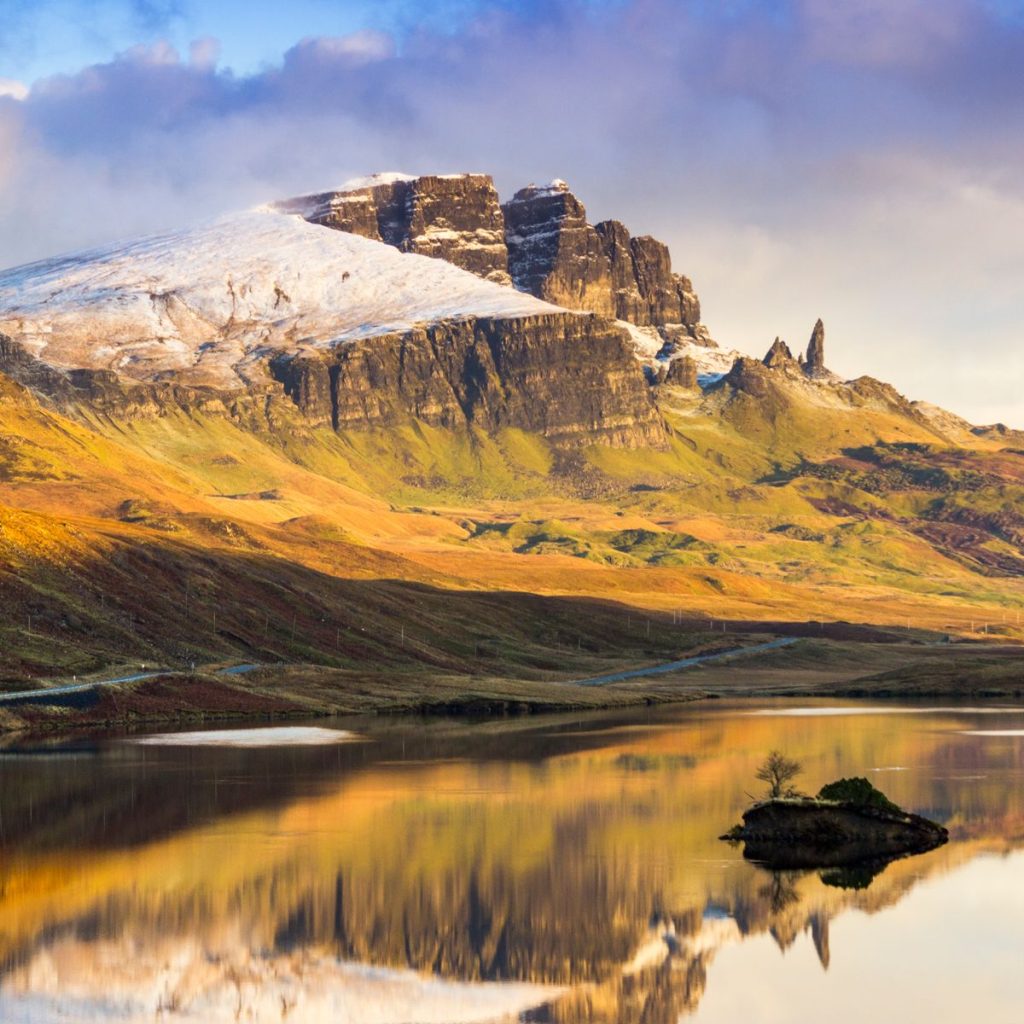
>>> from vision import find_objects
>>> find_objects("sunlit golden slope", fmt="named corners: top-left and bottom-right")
top-left (3, 347), bottom-right (1024, 682)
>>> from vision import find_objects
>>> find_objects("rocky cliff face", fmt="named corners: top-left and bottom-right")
top-left (502, 183), bottom-right (711, 346)
top-left (271, 313), bottom-right (667, 448)
top-left (596, 223), bottom-right (702, 331)
top-left (279, 173), bottom-right (511, 284)
top-left (502, 181), bottom-right (616, 317)
top-left (591, 218), bottom-right (644, 323)
top-left (0, 333), bottom-right (278, 425)
top-left (0, 333), bottom-right (72, 398)
top-left (4, 312), bottom-right (664, 451)
top-left (283, 174), bottom-right (714, 345)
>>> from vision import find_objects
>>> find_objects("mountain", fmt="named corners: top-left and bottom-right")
top-left (1, 171), bottom-right (1023, 687)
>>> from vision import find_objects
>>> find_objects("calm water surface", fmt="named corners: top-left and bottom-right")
top-left (1, 699), bottom-right (1022, 1023)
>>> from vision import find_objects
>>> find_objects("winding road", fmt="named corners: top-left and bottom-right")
top-left (0, 638), bottom-right (800, 705)
top-left (572, 636), bottom-right (799, 687)
top-left (0, 664), bottom-right (260, 704)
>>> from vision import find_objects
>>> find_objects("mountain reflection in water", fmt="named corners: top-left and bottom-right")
top-left (0, 700), bottom-right (1023, 1023)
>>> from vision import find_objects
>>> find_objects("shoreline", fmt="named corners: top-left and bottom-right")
top-left (3, 630), bottom-right (1024, 736)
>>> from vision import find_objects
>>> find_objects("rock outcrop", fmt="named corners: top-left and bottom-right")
top-left (757, 322), bottom-right (828, 379)
top-left (283, 174), bottom-right (715, 343)
top-left (279, 174), bottom-right (511, 284)
top-left (723, 778), bottom-right (948, 870)
top-left (762, 337), bottom-right (798, 370)
top-left (664, 354), bottom-right (699, 388)
top-left (725, 797), bottom-right (948, 869)
top-left (805, 318), bottom-right (826, 377)
top-left (268, 354), bottom-right (335, 428)
top-left (591, 218), bottom-right (644, 323)
top-left (270, 313), bottom-right (667, 448)
top-left (724, 356), bottom-right (775, 397)
top-left (613, 228), bottom-right (702, 330)
top-left (0, 333), bottom-right (73, 398)
top-left (502, 183), bottom-right (709, 341)
top-left (503, 181), bottom-right (616, 316)
top-left (0, 333), bottom-right (266, 424)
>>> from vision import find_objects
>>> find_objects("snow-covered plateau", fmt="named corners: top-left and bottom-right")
top-left (0, 207), bottom-right (560, 388)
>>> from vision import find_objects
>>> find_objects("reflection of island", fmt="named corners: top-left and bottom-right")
top-left (724, 776), bottom-right (948, 876)
top-left (0, 705), bottom-right (1022, 1022)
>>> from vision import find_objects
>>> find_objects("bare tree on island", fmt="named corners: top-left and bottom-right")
top-left (756, 750), bottom-right (804, 800)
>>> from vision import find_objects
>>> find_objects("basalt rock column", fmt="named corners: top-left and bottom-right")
top-left (805, 318), bottom-right (826, 377)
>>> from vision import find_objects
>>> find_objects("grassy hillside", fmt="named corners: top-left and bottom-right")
top-left (3, 364), bottom-right (1024, 689)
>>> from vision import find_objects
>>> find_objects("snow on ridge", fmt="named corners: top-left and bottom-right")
top-left (338, 170), bottom-right (416, 191)
top-left (336, 172), bottom-right (488, 192)
top-left (616, 320), bottom-right (740, 380)
top-left (507, 179), bottom-right (572, 203)
top-left (0, 207), bottom-right (562, 388)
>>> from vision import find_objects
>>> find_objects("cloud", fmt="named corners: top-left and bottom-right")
top-left (188, 36), bottom-right (220, 70)
top-left (796, 0), bottom-right (970, 69)
top-left (0, 0), bottom-right (1022, 423)
top-left (286, 30), bottom-right (396, 66)
top-left (0, 79), bottom-right (29, 101)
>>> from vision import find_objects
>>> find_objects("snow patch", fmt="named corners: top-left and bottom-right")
top-left (617, 320), bottom-right (664, 361)
top-left (667, 341), bottom-right (739, 379)
top-left (616, 320), bottom-right (741, 383)
top-left (507, 179), bottom-right (571, 203)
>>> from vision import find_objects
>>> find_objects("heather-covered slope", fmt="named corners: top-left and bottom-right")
top-left (3, 351), bottom-right (1024, 686)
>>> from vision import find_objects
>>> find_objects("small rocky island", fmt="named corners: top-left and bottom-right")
top-left (723, 754), bottom-right (949, 870)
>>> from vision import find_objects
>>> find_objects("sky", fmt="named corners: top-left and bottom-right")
top-left (1, 0), bottom-right (1023, 426)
